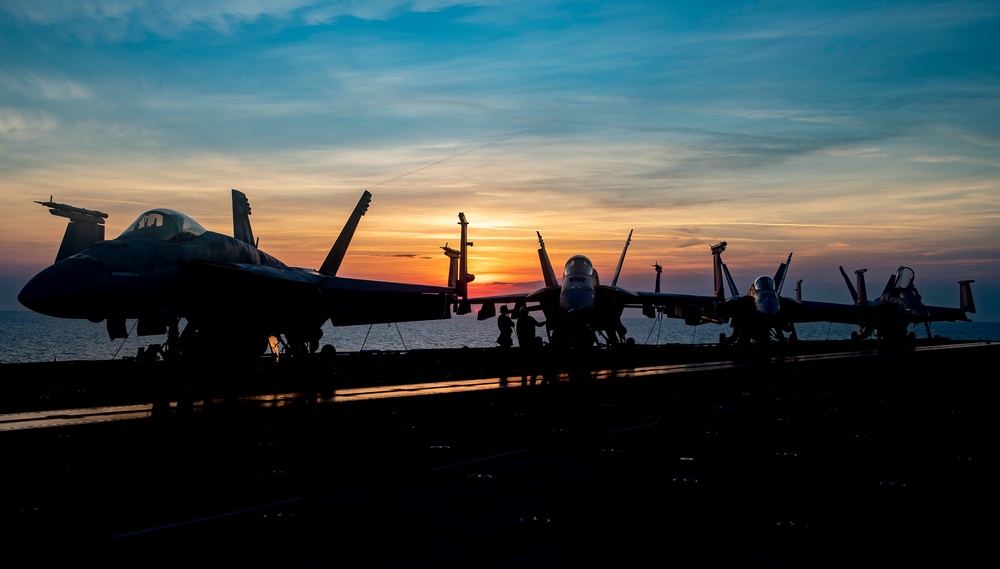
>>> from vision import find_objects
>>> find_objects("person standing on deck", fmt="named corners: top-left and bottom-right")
top-left (516, 306), bottom-right (546, 348)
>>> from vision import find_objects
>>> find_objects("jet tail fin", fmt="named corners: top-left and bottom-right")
top-left (856, 269), bottom-right (869, 306)
top-left (35, 197), bottom-right (108, 263)
top-left (722, 262), bottom-right (738, 298)
top-left (231, 189), bottom-right (256, 247)
top-left (537, 232), bottom-right (559, 287)
top-left (959, 280), bottom-right (976, 314)
top-left (610, 229), bottom-right (633, 286)
top-left (773, 252), bottom-right (792, 296)
top-left (881, 269), bottom-right (900, 296)
top-left (320, 191), bottom-right (372, 276)
top-left (839, 266), bottom-right (859, 303)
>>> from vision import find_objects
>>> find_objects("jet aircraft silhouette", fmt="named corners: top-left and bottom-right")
top-left (469, 231), bottom-right (710, 348)
top-left (834, 265), bottom-right (975, 341)
top-left (639, 241), bottom-right (857, 345)
top-left (19, 190), bottom-right (472, 360)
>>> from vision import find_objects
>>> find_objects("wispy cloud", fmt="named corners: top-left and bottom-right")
top-left (1, 1), bottom-right (998, 318)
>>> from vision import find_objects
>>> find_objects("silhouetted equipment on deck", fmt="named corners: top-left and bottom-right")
top-left (442, 212), bottom-right (473, 315)
top-left (19, 190), bottom-right (472, 361)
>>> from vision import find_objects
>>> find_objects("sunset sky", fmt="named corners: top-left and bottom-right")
top-left (1, 1), bottom-right (997, 322)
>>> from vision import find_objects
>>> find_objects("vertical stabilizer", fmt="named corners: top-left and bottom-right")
top-left (773, 252), bottom-right (792, 295)
top-left (855, 269), bottom-right (869, 306)
top-left (881, 269), bottom-right (899, 296)
top-left (35, 197), bottom-right (108, 263)
top-left (839, 266), bottom-right (859, 303)
top-left (722, 263), bottom-right (738, 298)
top-left (537, 232), bottom-right (559, 287)
top-left (610, 230), bottom-right (633, 287)
top-left (320, 191), bottom-right (372, 276)
top-left (959, 280), bottom-right (976, 313)
top-left (231, 189), bottom-right (255, 247)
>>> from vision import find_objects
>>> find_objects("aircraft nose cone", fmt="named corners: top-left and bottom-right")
top-left (18, 256), bottom-right (111, 319)
top-left (756, 293), bottom-right (780, 316)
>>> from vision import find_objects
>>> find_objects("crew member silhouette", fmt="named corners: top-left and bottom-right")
top-left (516, 306), bottom-right (546, 348)
top-left (496, 305), bottom-right (514, 348)
top-left (516, 306), bottom-right (546, 384)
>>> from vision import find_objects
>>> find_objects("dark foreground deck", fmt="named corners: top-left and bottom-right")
top-left (1, 340), bottom-right (997, 568)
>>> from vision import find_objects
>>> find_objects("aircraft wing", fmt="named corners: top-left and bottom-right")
top-left (593, 285), bottom-right (638, 307)
top-left (465, 286), bottom-right (558, 320)
top-left (777, 297), bottom-right (862, 324)
top-left (922, 280), bottom-right (975, 323)
top-left (631, 291), bottom-right (724, 325)
top-left (923, 305), bottom-right (973, 323)
top-left (186, 260), bottom-right (457, 326)
top-left (777, 295), bottom-right (971, 327)
top-left (321, 276), bottom-right (455, 325)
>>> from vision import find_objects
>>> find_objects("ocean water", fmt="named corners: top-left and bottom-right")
top-left (1, 310), bottom-right (996, 365)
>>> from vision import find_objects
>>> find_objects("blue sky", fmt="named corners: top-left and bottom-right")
top-left (1, 1), bottom-right (998, 322)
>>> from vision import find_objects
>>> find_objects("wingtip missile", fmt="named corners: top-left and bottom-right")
top-left (36, 197), bottom-right (109, 224)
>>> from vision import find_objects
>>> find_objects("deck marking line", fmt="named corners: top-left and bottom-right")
top-left (113, 497), bottom-right (303, 538)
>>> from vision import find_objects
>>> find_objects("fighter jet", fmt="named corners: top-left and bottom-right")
top-left (638, 241), bottom-right (856, 346)
top-left (469, 230), bottom-right (712, 348)
top-left (18, 190), bottom-right (472, 361)
top-left (835, 265), bottom-right (975, 341)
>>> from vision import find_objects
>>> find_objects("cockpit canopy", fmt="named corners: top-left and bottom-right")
top-left (117, 209), bottom-right (207, 241)
top-left (564, 255), bottom-right (599, 285)
top-left (749, 275), bottom-right (776, 296)
top-left (893, 266), bottom-right (915, 289)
